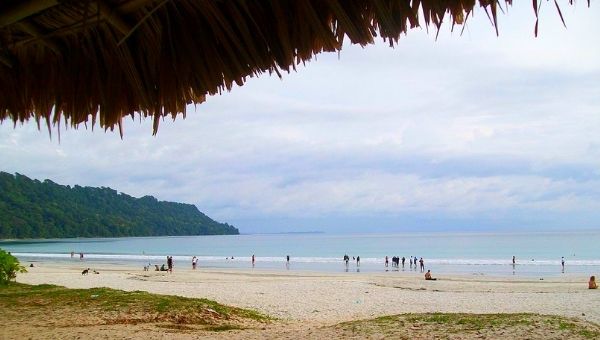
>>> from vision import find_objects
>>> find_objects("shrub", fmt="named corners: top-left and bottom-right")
top-left (0, 248), bottom-right (26, 285)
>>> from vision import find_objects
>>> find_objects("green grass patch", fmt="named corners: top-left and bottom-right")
top-left (579, 328), bottom-right (600, 339)
top-left (335, 313), bottom-right (600, 339)
top-left (559, 321), bottom-right (576, 330)
top-left (0, 282), bottom-right (270, 330)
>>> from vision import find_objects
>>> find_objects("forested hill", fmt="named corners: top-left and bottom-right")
top-left (0, 172), bottom-right (239, 238)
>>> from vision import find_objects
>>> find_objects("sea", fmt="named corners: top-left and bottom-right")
top-left (2, 231), bottom-right (599, 277)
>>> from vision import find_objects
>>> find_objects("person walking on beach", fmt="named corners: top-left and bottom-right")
top-left (385, 256), bottom-right (389, 268)
top-left (252, 254), bottom-right (255, 267)
top-left (192, 256), bottom-right (197, 270)
top-left (356, 256), bottom-right (360, 267)
top-left (419, 257), bottom-right (425, 272)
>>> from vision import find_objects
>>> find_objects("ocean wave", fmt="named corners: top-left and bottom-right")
top-left (12, 253), bottom-right (600, 266)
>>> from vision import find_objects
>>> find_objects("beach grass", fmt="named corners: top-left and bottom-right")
top-left (2, 283), bottom-right (600, 339)
top-left (0, 283), bottom-right (269, 333)
top-left (334, 313), bottom-right (600, 339)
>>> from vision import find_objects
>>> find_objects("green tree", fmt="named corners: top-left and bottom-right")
top-left (0, 249), bottom-right (26, 285)
top-left (0, 172), bottom-right (239, 238)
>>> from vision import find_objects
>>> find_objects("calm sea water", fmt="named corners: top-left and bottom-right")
top-left (2, 231), bottom-right (599, 277)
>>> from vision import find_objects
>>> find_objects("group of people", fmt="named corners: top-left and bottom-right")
top-left (383, 255), bottom-right (432, 279)
top-left (150, 256), bottom-right (198, 271)
top-left (343, 254), bottom-right (428, 273)
top-left (385, 256), bottom-right (423, 271)
top-left (70, 251), bottom-right (84, 260)
top-left (404, 256), bottom-right (425, 272)
top-left (383, 256), bottom-right (425, 272)
top-left (150, 257), bottom-right (173, 272)
top-left (147, 254), bottom-right (596, 289)
top-left (386, 256), bottom-right (402, 268)
top-left (343, 254), bottom-right (361, 267)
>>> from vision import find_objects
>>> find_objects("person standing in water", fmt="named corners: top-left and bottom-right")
top-left (385, 256), bottom-right (389, 268)
top-left (252, 254), bottom-right (255, 267)
top-left (356, 256), bottom-right (360, 267)
top-left (561, 257), bottom-right (565, 271)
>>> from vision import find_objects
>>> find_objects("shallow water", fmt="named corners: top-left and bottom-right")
top-left (2, 231), bottom-right (599, 277)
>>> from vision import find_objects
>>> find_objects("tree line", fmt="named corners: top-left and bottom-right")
top-left (0, 172), bottom-right (239, 238)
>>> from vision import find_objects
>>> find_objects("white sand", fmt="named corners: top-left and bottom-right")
top-left (16, 262), bottom-right (600, 325)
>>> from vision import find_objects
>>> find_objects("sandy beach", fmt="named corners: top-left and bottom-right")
top-left (15, 261), bottom-right (600, 326)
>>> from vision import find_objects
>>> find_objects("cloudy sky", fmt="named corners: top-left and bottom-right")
top-left (2, 3), bottom-right (599, 233)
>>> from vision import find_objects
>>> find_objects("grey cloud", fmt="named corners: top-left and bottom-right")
top-left (1, 4), bottom-right (600, 232)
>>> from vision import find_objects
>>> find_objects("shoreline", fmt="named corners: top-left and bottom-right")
top-left (13, 253), bottom-right (598, 278)
top-left (15, 260), bottom-right (600, 325)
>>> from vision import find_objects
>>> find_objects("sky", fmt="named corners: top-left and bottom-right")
top-left (1, 3), bottom-right (600, 234)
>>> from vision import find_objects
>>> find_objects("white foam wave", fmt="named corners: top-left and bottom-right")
top-left (12, 253), bottom-right (600, 266)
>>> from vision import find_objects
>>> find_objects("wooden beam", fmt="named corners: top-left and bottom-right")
top-left (0, 53), bottom-right (14, 68)
top-left (96, 0), bottom-right (132, 36)
top-left (118, 0), bottom-right (155, 14)
top-left (0, 0), bottom-right (59, 28)
top-left (16, 21), bottom-right (61, 55)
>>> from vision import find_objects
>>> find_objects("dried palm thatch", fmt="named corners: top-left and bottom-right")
top-left (0, 0), bottom-right (586, 136)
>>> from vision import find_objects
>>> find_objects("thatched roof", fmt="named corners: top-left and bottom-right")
top-left (0, 0), bottom-right (583, 135)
